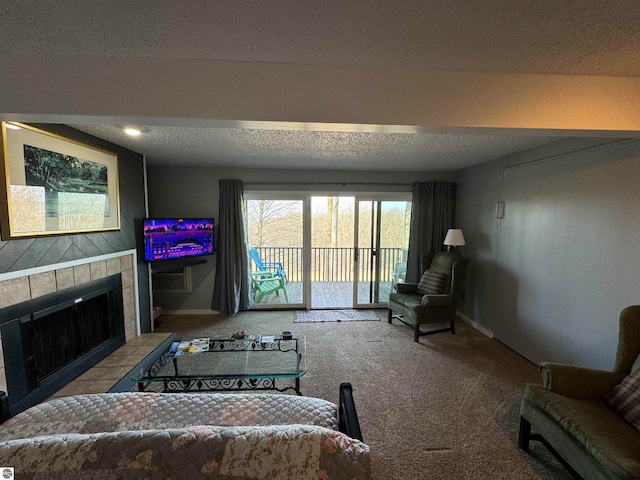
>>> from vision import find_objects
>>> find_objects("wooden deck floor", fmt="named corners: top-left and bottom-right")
top-left (253, 281), bottom-right (393, 309)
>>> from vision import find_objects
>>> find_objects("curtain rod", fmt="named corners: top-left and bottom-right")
top-left (241, 181), bottom-right (428, 186)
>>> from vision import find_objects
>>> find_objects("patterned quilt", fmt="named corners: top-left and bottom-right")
top-left (0, 393), bottom-right (371, 479)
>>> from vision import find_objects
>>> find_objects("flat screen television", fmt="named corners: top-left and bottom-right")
top-left (143, 218), bottom-right (214, 262)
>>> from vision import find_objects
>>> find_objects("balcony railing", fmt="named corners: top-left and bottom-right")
top-left (252, 246), bottom-right (407, 282)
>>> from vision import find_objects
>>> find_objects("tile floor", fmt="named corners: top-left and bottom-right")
top-left (49, 332), bottom-right (173, 398)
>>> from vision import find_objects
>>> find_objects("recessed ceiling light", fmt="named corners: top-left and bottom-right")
top-left (124, 127), bottom-right (141, 137)
top-left (5, 123), bottom-right (21, 130)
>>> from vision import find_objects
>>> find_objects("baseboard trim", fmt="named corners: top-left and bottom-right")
top-left (458, 312), bottom-right (494, 338)
top-left (162, 309), bottom-right (220, 315)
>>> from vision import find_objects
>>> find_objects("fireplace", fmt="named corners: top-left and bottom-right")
top-left (0, 274), bottom-right (125, 416)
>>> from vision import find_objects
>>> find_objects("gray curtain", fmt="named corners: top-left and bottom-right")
top-left (405, 182), bottom-right (456, 282)
top-left (211, 179), bottom-right (250, 315)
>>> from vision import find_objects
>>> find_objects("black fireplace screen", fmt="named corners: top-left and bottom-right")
top-left (0, 273), bottom-right (125, 416)
top-left (28, 294), bottom-right (110, 381)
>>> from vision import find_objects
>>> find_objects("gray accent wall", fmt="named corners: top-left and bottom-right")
top-left (0, 124), bottom-right (151, 332)
top-left (456, 138), bottom-right (640, 370)
top-left (147, 165), bottom-right (453, 313)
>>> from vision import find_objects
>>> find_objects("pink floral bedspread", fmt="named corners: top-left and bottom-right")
top-left (0, 393), bottom-right (371, 479)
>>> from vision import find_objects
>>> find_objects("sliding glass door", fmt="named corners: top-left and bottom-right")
top-left (245, 192), bottom-right (410, 310)
top-left (309, 194), bottom-right (410, 309)
top-left (354, 197), bottom-right (411, 307)
top-left (245, 194), bottom-right (306, 308)
top-left (310, 196), bottom-right (355, 309)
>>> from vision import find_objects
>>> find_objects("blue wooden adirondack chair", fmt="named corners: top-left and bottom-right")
top-left (250, 248), bottom-right (287, 282)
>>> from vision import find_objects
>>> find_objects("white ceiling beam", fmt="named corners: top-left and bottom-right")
top-left (1, 53), bottom-right (639, 135)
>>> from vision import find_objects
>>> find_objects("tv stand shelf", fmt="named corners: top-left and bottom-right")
top-left (151, 257), bottom-right (208, 274)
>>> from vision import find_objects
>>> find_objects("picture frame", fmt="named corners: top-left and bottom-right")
top-left (0, 122), bottom-right (120, 240)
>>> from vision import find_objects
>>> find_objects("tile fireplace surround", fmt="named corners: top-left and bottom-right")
top-left (0, 250), bottom-right (141, 396)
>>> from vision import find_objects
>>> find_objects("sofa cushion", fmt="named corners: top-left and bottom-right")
top-left (389, 293), bottom-right (425, 315)
top-left (416, 270), bottom-right (447, 295)
top-left (524, 383), bottom-right (640, 479)
top-left (604, 371), bottom-right (640, 432)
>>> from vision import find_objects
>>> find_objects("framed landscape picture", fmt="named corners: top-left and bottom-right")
top-left (0, 122), bottom-right (120, 239)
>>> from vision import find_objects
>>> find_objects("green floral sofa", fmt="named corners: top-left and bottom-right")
top-left (0, 387), bottom-right (370, 479)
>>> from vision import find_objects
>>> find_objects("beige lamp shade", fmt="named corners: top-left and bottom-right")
top-left (444, 229), bottom-right (465, 247)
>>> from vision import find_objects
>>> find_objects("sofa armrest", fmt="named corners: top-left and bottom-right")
top-left (0, 392), bottom-right (8, 424)
top-left (421, 294), bottom-right (453, 306)
top-left (395, 283), bottom-right (418, 294)
top-left (339, 382), bottom-right (363, 441)
top-left (539, 362), bottom-right (626, 399)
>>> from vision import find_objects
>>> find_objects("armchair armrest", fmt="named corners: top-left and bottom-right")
top-left (421, 294), bottom-right (453, 306)
top-left (395, 283), bottom-right (418, 294)
top-left (539, 362), bottom-right (626, 399)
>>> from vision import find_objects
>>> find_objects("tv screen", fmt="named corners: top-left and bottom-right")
top-left (143, 218), bottom-right (214, 262)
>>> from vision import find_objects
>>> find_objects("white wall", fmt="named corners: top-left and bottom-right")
top-left (456, 138), bottom-right (640, 369)
top-left (147, 166), bottom-right (453, 313)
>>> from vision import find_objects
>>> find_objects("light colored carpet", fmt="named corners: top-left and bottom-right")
top-left (294, 309), bottom-right (382, 322)
top-left (154, 310), bottom-right (572, 480)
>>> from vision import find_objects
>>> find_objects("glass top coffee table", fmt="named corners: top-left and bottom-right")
top-left (133, 334), bottom-right (306, 395)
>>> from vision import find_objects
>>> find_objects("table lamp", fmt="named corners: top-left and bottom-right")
top-left (444, 229), bottom-right (465, 251)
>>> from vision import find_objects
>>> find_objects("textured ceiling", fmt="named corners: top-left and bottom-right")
top-left (3, 0), bottom-right (640, 76)
top-left (69, 124), bottom-right (561, 171)
top-left (4, 0), bottom-right (639, 171)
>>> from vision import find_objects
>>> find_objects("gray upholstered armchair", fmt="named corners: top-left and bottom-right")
top-left (387, 251), bottom-right (468, 342)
